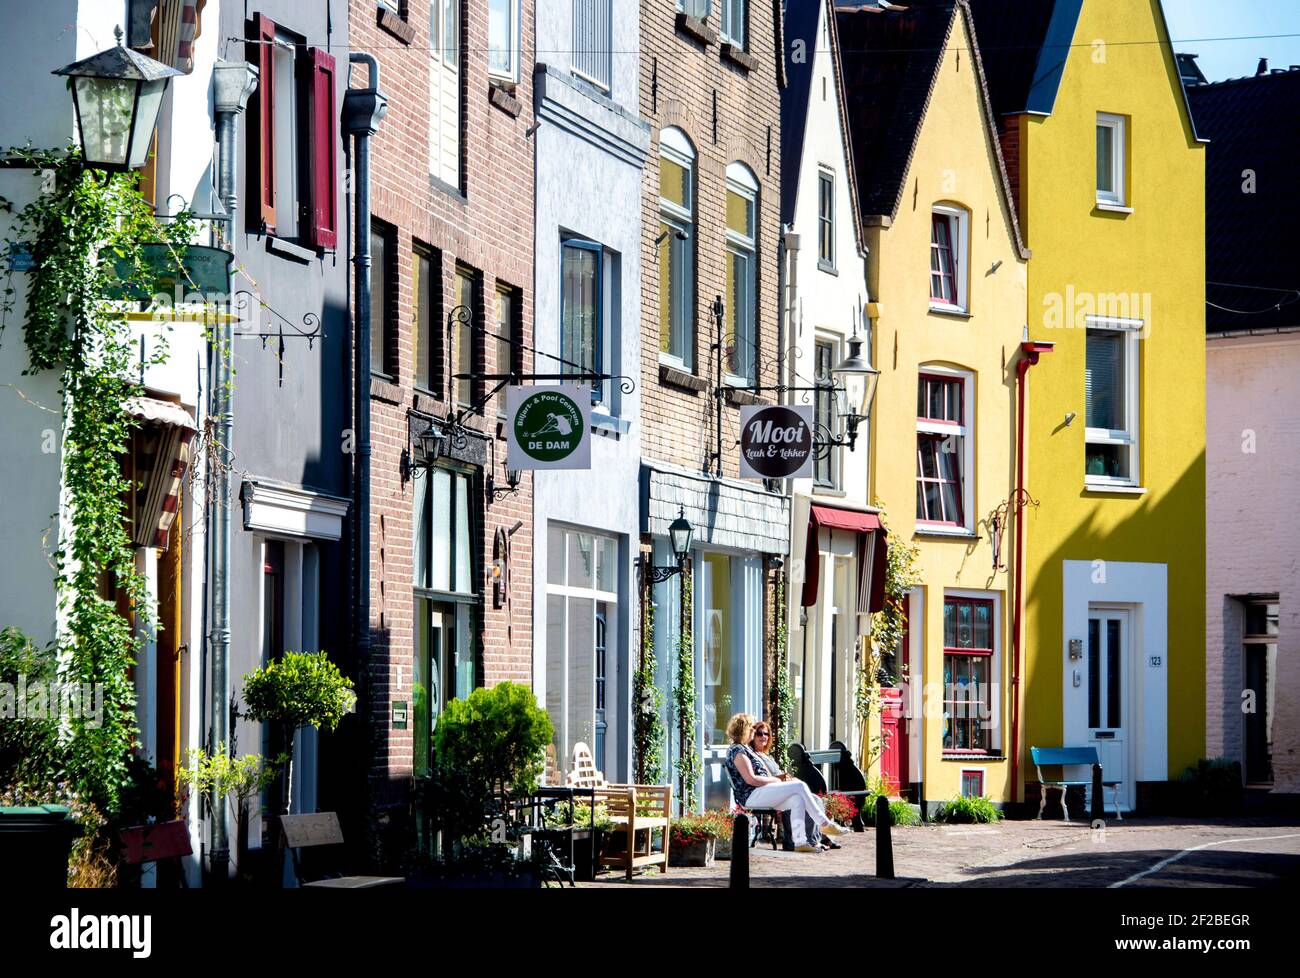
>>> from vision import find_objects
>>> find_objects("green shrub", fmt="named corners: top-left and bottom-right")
top-left (433, 682), bottom-right (553, 797)
top-left (934, 794), bottom-right (1003, 824)
top-left (889, 800), bottom-right (920, 826)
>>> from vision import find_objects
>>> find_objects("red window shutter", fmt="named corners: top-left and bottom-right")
top-left (307, 48), bottom-right (338, 250)
top-left (252, 13), bottom-right (277, 231)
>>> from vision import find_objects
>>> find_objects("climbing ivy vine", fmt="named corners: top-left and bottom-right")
top-left (0, 147), bottom-right (194, 812)
top-left (631, 586), bottom-right (665, 786)
top-left (856, 507), bottom-right (921, 768)
top-left (674, 570), bottom-right (698, 810)
top-left (771, 573), bottom-right (795, 773)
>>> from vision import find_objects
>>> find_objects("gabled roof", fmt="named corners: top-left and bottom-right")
top-left (835, 0), bottom-right (1028, 257)
top-left (782, 0), bottom-right (866, 257)
top-left (1187, 69), bottom-right (1300, 334)
top-left (967, 0), bottom-right (1206, 141)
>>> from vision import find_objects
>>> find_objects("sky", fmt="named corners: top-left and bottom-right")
top-left (1162, 0), bottom-right (1300, 81)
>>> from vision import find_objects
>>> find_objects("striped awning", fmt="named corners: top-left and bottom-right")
top-left (126, 397), bottom-right (196, 550)
top-left (799, 504), bottom-right (889, 613)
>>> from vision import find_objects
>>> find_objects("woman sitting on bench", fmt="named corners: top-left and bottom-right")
top-left (749, 721), bottom-right (836, 850)
top-left (724, 712), bottom-right (849, 854)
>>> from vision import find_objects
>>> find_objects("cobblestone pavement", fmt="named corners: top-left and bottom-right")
top-left (588, 816), bottom-right (1300, 888)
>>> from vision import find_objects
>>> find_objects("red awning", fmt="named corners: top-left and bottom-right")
top-left (800, 505), bottom-right (888, 613)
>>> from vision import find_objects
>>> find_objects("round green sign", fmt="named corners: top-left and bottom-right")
top-left (514, 389), bottom-right (584, 463)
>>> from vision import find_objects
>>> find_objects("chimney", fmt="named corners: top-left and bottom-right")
top-left (1256, 57), bottom-right (1269, 75)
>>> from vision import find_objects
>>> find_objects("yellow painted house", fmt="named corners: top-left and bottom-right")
top-left (970, 0), bottom-right (1207, 814)
top-left (837, 0), bottom-right (1030, 809)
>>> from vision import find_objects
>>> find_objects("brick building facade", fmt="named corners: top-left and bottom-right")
top-left (637, 1), bottom-right (790, 809)
top-left (349, 0), bottom-right (535, 819)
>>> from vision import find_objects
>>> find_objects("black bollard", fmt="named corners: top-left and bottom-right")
top-left (730, 813), bottom-right (750, 888)
top-left (1091, 763), bottom-right (1104, 823)
top-left (875, 796), bottom-right (895, 879)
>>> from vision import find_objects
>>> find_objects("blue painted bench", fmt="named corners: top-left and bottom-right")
top-left (1030, 746), bottom-right (1123, 821)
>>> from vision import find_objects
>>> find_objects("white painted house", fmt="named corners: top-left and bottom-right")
top-left (779, 0), bottom-right (882, 759)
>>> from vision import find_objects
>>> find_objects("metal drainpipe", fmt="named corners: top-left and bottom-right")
top-left (343, 55), bottom-right (388, 769)
top-left (1011, 340), bottom-right (1053, 808)
top-left (209, 60), bottom-right (258, 885)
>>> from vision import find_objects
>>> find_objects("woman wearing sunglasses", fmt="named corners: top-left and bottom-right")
top-left (749, 721), bottom-right (838, 851)
top-left (724, 712), bottom-right (849, 853)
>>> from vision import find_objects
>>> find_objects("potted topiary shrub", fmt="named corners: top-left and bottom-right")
top-left (240, 651), bottom-right (356, 885)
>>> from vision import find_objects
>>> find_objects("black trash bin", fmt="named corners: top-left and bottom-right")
top-left (0, 805), bottom-right (81, 888)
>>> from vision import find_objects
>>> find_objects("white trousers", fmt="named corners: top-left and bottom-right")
top-left (745, 781), bottom-right (832, 846)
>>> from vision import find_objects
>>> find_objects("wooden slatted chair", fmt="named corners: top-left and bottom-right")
top-left (280, 813), bottom-right (405, 888)
top-left (596, 783), bottom-right (671, 882)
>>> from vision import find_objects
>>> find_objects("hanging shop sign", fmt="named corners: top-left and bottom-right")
top-left (106, 244), bottom-right (234, 302)
top-left (739, 404), bottom-right (814, 479)
top-left (506, 384), bottom-right (591, 470)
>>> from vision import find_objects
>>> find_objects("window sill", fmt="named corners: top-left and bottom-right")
top-left (914, 524), bottom-right (977, 539)
top-left (266, 236), bottom-right (318, 264)
top-left (818, 261), bottom-right (838, 276)
top-left (591, 408), bottom-right (630, 438)
top-left (659, 363), bottom-right (708, 393)
top-left (429, 175), bottom-right (467, 203)
top-left (1083, 481), bottom-right (1147, 495)
top-left (928, 303), bottom-right (971, 319)
top-left (942, 752), bottom-right (1005, 762)
top-left (720, 43), bottom-right (759, 73)
top-left (1094, 201), bottom-right (1133, 214)
top-left (375, 7), bottom-right (414, 45)
top-left (488, 83), bottom-right (522, 118)
top-left (675, 12), bottom-right (717, 47)
top-left (725, 386), bottom-right (768, 407)
top-left (812, 485), bottom-right (846, 498)
top-left (369, 375), bottom-right (403, 404)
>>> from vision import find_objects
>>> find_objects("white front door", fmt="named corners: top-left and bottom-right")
top-left (1087, 609), bottom-right (1133, 812)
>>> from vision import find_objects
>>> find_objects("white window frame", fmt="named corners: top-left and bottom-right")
top-left (429, 0), bottom-right (462, 191)
top-left (1084, 315), bottom-right (1142, 489)
top-left (813, 332), bottom-right (842, 490)
top-left (488, 0), bottom-right (521, 84)
top-left (545, 525), bottom-right (620, 779)
top-left (929, 205), bottom-right (969, 315)
top-left (725, 162), bottom-right (759, 386)
top-left (659, 128), bottom-right (696, 371)
top-left (271, 33), bottom-right (300, 241)
top-left (1096, 112), bottom-right (1126, 207)
top-left (573, 0), bottom-right (612, 91)
top-left (915, 365), bottom-right (975, 535)
top-left (818, 167), bottom-right (836, 273)
top-left (722, 0), bottom-right (747, 48)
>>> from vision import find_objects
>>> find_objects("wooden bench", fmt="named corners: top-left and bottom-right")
top-left (119, 820), bottom-right (191, 887)
top-left (564, 742), bottom-right (671, 881)
top-left (1030, 746), bottom-right (1124, 821)
top-left (280, 813), bottom-right (405, 888)
top-left (789, 740), bottom-right (871, 831)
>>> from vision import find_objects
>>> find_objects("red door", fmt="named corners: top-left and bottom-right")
top-left (880, 687), bottom-right (906, 795)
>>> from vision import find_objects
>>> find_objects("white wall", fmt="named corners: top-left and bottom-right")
top-left (784, 0), bottom-right (873, 751)
top-left (532, 0), bottom-right (648, 782)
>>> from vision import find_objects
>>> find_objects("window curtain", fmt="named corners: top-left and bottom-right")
top-left (1085, 330), bottom-right (1124, 429)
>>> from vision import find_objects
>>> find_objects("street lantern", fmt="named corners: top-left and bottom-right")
top-left (53, 29), bottom-right (182, 172)
top-left (416, 422), bottom-right (447, 463)
top-left (668, 507), bottom-right (694, 565)
top-left (830, 331), bottom-right (881, 450)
